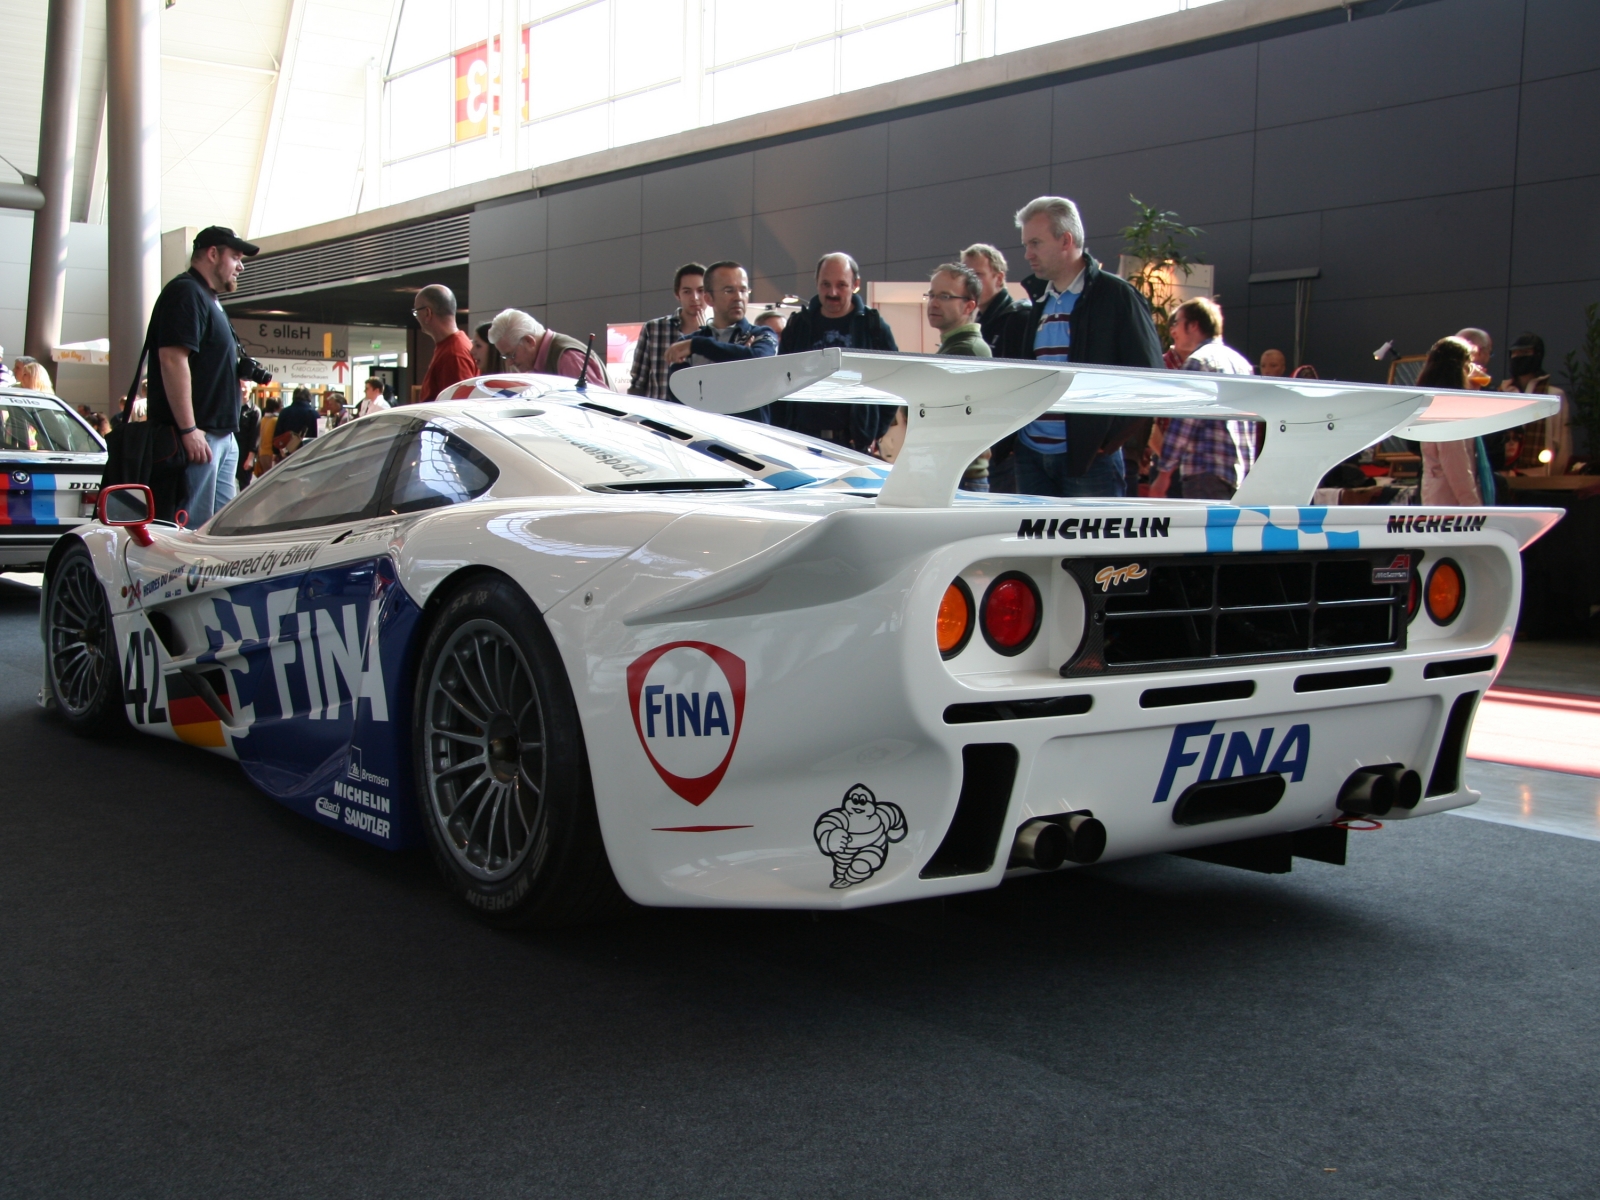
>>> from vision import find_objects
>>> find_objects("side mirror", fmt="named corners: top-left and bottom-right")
top-left (98, 483), bottom-right (154, 545)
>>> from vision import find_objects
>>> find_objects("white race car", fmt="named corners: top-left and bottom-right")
top-left (40, 353), bottom-right (1559, 925)
top-left (0, 385), bottom-right (107, 570)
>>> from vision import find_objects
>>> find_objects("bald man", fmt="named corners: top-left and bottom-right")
top-left (413, 283), bottom-right (477, 401)
top-left (775, 252), bottom-right (898, 449)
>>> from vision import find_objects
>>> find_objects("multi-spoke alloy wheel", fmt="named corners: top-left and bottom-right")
top-left (412, 575), bottom-right (624, 927)
top-left (424, 619), bottom-right (547, 882)
top-left (46, 545), bottom-right (124, 731)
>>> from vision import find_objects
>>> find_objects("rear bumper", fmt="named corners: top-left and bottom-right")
top-left (0, 530), bottom-right (75, 569)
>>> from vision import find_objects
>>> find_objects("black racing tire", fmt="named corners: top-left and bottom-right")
top-left (44, 542), bottom-right (126, 735)
top-left (412, 572), bottom-right (627, 928)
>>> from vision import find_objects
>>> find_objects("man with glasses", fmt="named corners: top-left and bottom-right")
top-left (412, 283), bottom-right (478, 401)
top-left (664, 261), bottom-right (776, 422)
top-left (775, 252), bottom-right (898, 449)
top-left (926, 263), bottom-right (991, 359)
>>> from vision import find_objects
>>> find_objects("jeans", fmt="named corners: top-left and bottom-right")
top-left (180, 430), bottom-right (239, 528)
top-left (1014, 445), bottom-right (1126, 498)
top-left (1174, 471), bottom-right (1235, 501)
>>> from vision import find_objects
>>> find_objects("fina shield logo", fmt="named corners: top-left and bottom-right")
top-left (626, 641), bottom-right (747, 805)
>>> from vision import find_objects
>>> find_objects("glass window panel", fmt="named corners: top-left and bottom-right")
top-left (389, 428), bottom-right (499, 513)
top-left (841, 0), bottom-right (944, 27)
top-left (709, 0), bottom-right (833, 68)
top-left (211, 420), bottom-right (403, 536)
top-left (527, 1), bottom-right (611, 117)
top-left (611, 82), bottom-right (690, 149)
top-left (839, 7), bottom-right (957, 94)
top-left (385, 60), bottom-right (452, 159)
top-left (454, 0), bottom-right (492, 46)
top-left (613, 0), bottom-right (682, 91)
top-left (993, 0), bottom-right (1179, 56)
top-left (390, 0), bottom-right (451, 73)
top-left (527, 104), bottom-right (610, 166)
top-left (0, 398), bottom-right (101, 453)
top-left (523, 0), bottom-right (589, 20)
top-left (382, 148), bottom-right (452, 204)
top-left (710, 38), bottom-right (834, 125)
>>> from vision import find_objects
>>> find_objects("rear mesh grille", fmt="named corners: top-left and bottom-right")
top-left (1063, 551), bottom-right (1410, 676)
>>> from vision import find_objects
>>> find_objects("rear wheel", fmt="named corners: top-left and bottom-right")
top-left (413, 574), bottom-right (625, 927)
top-left (45, 543), bottom-right (125, 733)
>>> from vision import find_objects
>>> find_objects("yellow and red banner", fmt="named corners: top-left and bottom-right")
top-left (454, 39), bottom-right (498, 142)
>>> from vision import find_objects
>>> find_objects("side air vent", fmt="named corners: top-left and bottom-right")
top-left (1423, 655), bottom-right (1497, 680)
top-left (943, 694), bottom-right (1092, 724)
top-left (1294, 667), bottom-right (1392, 692)
top-left (920, 744), bottom-right (1019, 879)
top-left (227, 213), bottom-right (470, 301)
top-left (1426, 691), bottom-right (1480, 796)
top-left (1140, 680), bottom-right (1254, 708)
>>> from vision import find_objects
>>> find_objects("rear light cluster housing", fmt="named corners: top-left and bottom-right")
top-left (938, 572), bottom-right (1043, 659)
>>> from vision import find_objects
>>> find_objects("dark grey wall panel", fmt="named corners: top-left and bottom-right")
top-left (886, 90), bottom-right (1051, 191)
top-left (642, 154), bottom-right (753, 232)
top-left (1051, 44), bottom-right (1257, 162)
top-left (1516, 70), bottom-right (1600, 184)
top-left (1194, 218), bottom-right (1252, 312)
top-left (546, 294), bottom-right (642, 343)
top-left (753, 194), bottom-right (887, 282)
top-left (1316, 190), bottom-right (1514, 302)
top-left (1509, 280), bottom-right (1599, 364)
top-left (547, 235), bottom-right (640, 302)
top-left (885, 167), bottom-right (1050, 263)
top-left (1522, 0), bottom-right (1600, 82)
top-left (1255, 0), bottom-right (1521, 128)
top-left (548, 177), bottom-right (641, 247)
top-left (472, 196), bottom-right (547, 255)
top-left (1249, 212), bottom-right (1320, 275)
top-left (753, 124), bottom-right (888, 213)
top-left (1054, 132), bottom-right (1255, 235)
top-left (1297, 288), bottom-right (1511, 373)
top-left (1510, 176), bottom-right (1600, 286)
top-left (469, 250), bottom-right (546, 314)
top-left (640, 218), bottom-right (754, 293)
top-left (1253, 88), bottom-right (1519, 216)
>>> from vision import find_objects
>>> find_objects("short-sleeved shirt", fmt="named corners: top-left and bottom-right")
top-left (420, 329), bottom-right (478, 401)
top-left (147, 268), bottom-right (240, 433)
top-left (1019, 274), bottom-right (1083, 455)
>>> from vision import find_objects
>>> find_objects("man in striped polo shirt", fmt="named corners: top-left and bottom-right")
top-left (998, 196), bottom-right (1162, 497)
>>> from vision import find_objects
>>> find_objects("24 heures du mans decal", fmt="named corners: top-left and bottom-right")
top-left (626, 642), bottom-right (746, 805)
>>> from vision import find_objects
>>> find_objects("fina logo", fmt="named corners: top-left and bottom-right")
top-left (626, 641), bottom-right (747, 805)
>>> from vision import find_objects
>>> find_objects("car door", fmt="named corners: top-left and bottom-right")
top-left (123, 418), bottom-right (413, 806)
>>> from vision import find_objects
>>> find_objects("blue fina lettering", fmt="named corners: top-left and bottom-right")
top-left (1153, 721), bottom-right (1312, 802)
top-left (643, 688), bottom-right (732, 738)
top-left (676, 691), bottom-right (700, 737)
top-left (644, 684), bottom-right (665, 737)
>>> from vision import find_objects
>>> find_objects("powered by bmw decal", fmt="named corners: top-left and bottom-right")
top-left (626, 641), bottom-right (746, 805)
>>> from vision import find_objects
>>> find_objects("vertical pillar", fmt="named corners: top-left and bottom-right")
top-left (24, 0), bottom-right (89, 367)
top-left (105, 0), bottom-right (162, 410)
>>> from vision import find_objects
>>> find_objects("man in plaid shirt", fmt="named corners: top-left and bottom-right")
top-left (1150, 298), bottom-right (1257, 500)
top-left (628, 262), bottom-right (708, 400)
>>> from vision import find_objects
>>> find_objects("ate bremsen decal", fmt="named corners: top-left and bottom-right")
top-left (627, 641), bottom-right (746, 805)
top-left (813, 784), bottom-right (907, 889)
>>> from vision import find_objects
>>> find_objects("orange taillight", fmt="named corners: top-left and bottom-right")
top-left (938, 579), bottom-right (974, 658)
top-left (1425, 559), bottom-right (1465, 625)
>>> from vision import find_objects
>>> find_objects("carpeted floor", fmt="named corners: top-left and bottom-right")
top-left (2, 577), bottom-right (1597, 1199)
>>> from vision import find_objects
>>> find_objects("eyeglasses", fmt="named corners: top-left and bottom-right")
top-left (716, 286), bottom-right (750, 297)
top-left (923, 292), bottom-right (971, 303)
top-left (410, 307), bottom-right (429, 318)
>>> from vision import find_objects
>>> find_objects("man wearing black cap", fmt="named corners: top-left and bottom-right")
top-left (148, 225), bottom-right (259, 525)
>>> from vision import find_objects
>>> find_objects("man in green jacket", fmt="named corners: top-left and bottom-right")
top-left (924, 263), bottom-right (993, 490)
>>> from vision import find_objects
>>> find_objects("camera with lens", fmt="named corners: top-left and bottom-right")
top-left (238, 355), bottom-right (273, 385)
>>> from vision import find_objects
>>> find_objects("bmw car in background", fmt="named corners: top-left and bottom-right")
top-left (38, 356), bottom-right (1560, 927)
top-left (0, 386), bottom-right (106, 572)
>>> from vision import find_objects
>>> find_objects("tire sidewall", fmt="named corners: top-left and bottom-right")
top-left (45, 542), bottom-right (124, 732)
top-left (411, 574), bottom-right (597, 924)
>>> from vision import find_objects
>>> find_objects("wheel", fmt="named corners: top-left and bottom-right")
top-left (45, 542), bottom-right (126, 733)
top-left (413, 573), bottom-right (626, 927)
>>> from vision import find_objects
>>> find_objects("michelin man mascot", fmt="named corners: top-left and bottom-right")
top-left (813, 784), bottom-right (907, 888)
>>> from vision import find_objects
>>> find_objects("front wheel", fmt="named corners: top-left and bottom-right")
top-left (413, 574), bottom-right (625, 927)
top-left (45, 543), bottom-right (126, 734)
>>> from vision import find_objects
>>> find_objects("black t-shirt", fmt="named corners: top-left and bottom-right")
top-left (147, 269), bottom-right (241, 433)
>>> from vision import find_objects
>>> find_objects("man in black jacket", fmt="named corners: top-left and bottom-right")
top-left (962, 243), bottom-right (1029, 350)
top-left (775, 252), bottom-right (898, 450)
top-left (998, 196), bottom-right (1162, 497)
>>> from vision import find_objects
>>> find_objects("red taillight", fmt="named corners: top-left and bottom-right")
top-left (1406, 571), bottom-right (1421, 621)
top-left (980, 573), bottom-right (1041, 656)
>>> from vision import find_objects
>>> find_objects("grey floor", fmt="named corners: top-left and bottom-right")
top-left (3, 575), bottom-right (1599, 1199)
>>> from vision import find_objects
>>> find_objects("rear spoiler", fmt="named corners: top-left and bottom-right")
top-left (670, 351), bottom-right (1559, 507)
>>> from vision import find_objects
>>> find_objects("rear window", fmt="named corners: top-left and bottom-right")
top-left (0, 395), bottom-right (102, 453)
top-left (484, 405), bottom-right (754, 491)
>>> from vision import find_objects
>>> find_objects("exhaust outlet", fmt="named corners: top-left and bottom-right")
top-left (1010, 812), bottom-right (1107, 870)
top-left (1337, 764), bottom-right (1422, 817)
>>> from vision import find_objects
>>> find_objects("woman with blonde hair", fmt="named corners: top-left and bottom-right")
top-left (12, 357), bottom-right (53, 393)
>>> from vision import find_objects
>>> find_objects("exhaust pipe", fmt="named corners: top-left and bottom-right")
top-left (1010, 812), bottom-right (1107, 869)
top-left (1337, 764), bottom-right (1422, 817)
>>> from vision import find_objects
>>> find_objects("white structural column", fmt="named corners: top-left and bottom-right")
top-left (106, 0), bottom-right (162, 409)
top-left (25, 0), bottom-right (89, 365)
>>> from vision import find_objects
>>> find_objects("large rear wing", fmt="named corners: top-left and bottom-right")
top-left (670, 351), bottom-right (1558, 507)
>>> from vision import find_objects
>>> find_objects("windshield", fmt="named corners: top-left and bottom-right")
top-left (0, 394), bottom-right (102, 454)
